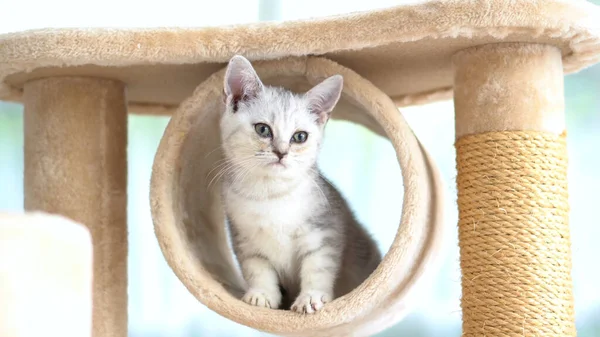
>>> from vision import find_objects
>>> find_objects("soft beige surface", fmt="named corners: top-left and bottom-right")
top-left (23, 77), bottom-right (128, 337)
top-left (0, 212), bottom-right (92, 337)
top-left (1, 0), bottom-right (600, 115)
top-left (454, 43), bottom-right (566, 138)
top-left (150, 56), bottom-right (445, 336)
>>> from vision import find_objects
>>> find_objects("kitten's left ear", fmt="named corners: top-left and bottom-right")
top-left (305, 75), bottom-right (343, 125)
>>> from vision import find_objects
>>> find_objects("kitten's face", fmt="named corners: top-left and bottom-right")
top-left (219, 55), bottom-right (343, 178)
top-left (220, 89), bottom-right (323, 175)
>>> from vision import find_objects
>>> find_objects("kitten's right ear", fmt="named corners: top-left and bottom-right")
top-left (224, 55), bottom-right (263, 112)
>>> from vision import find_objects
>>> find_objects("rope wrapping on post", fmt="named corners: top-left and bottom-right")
top-left (455, 130), bottom-right (575, 336)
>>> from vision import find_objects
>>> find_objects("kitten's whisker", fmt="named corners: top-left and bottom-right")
top-left (234, 156), bottom-right (271, 186)
top-left (206, 159), bottom-right (234, 178)
top-left (203, 144), bottom-right (225, 159)
top-left (208, 165), bottom-right (239, 192)
top-left (208, 155), bottom-right (261, 191)
top-left (206, 156), bottom-right (255, 179)
top-left (207, 163), bottom-right (239, 188)
top-left (232, 161), bottom-right (262, 188)
top-left (204, 143), bottom-right (256, 159)
top-left (213, 155), bottom-right (254, 168)
top-left (207, 166), bottom-right (231, 191)
top-left (207, 158), bottom-right (255, 191)
top-left (230, 163), bottom-right (250, 185)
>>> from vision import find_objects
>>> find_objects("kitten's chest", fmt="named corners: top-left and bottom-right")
top-left (225, 188), bottom-right (314, 229)
top-left (225, 190), bottom-right (314, 266)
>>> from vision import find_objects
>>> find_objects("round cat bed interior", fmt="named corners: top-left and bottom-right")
top-left (149, 56), bottom-right (445, 337)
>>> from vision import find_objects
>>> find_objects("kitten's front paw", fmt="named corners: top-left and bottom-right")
top-left (291, 290), bottom-right (332, 314)
top-left (242, 288), bottom-right (281, 309)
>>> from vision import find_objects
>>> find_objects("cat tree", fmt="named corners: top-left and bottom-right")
top-left (2, 0), bottom-right (600, 336)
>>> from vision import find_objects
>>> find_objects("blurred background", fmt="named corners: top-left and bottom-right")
top-left (1, 0), bottom-right (599, 336)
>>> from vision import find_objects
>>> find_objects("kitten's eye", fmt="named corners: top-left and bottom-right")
top-left (291, 131), bottom-right (308, 143)
top-left (254, 123), bottom-right (272, 138)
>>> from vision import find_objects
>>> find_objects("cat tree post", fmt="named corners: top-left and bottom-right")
top-left (453, 43), bottom-right (575, 336)
top-left (22, 77), bottom-right (128, 337)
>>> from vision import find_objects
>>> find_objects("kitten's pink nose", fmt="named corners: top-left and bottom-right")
top-left (273, 150), bottom-right (288, 160)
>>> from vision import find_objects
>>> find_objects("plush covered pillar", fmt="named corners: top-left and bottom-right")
top-left (23, 77), bottom-right (128, 337)
top-left (453, 43), bottom-right (575, 336)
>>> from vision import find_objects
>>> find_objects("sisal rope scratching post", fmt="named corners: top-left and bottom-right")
top-left (23, 77), bottom-right (128, 337)
top-left (453, 43), bottom-right (575, 336)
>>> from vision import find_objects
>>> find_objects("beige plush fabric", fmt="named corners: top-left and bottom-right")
top-left (150, 56), bottom-right (445, 336)
top-left (22, 78), bottom-right (128, 337)
top-left (454, 43), bottom-right (566, 138)
top-left (0, 212), bottom-right (92, 337)
top-left (1, 0), bottom-right (600, 116)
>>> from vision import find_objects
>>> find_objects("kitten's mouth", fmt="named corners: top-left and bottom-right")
top-left (269, 161), bottom-right (287, 168)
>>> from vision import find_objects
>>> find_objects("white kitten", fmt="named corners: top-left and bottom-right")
top-left (219, 55), bottom-right (381, 314)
